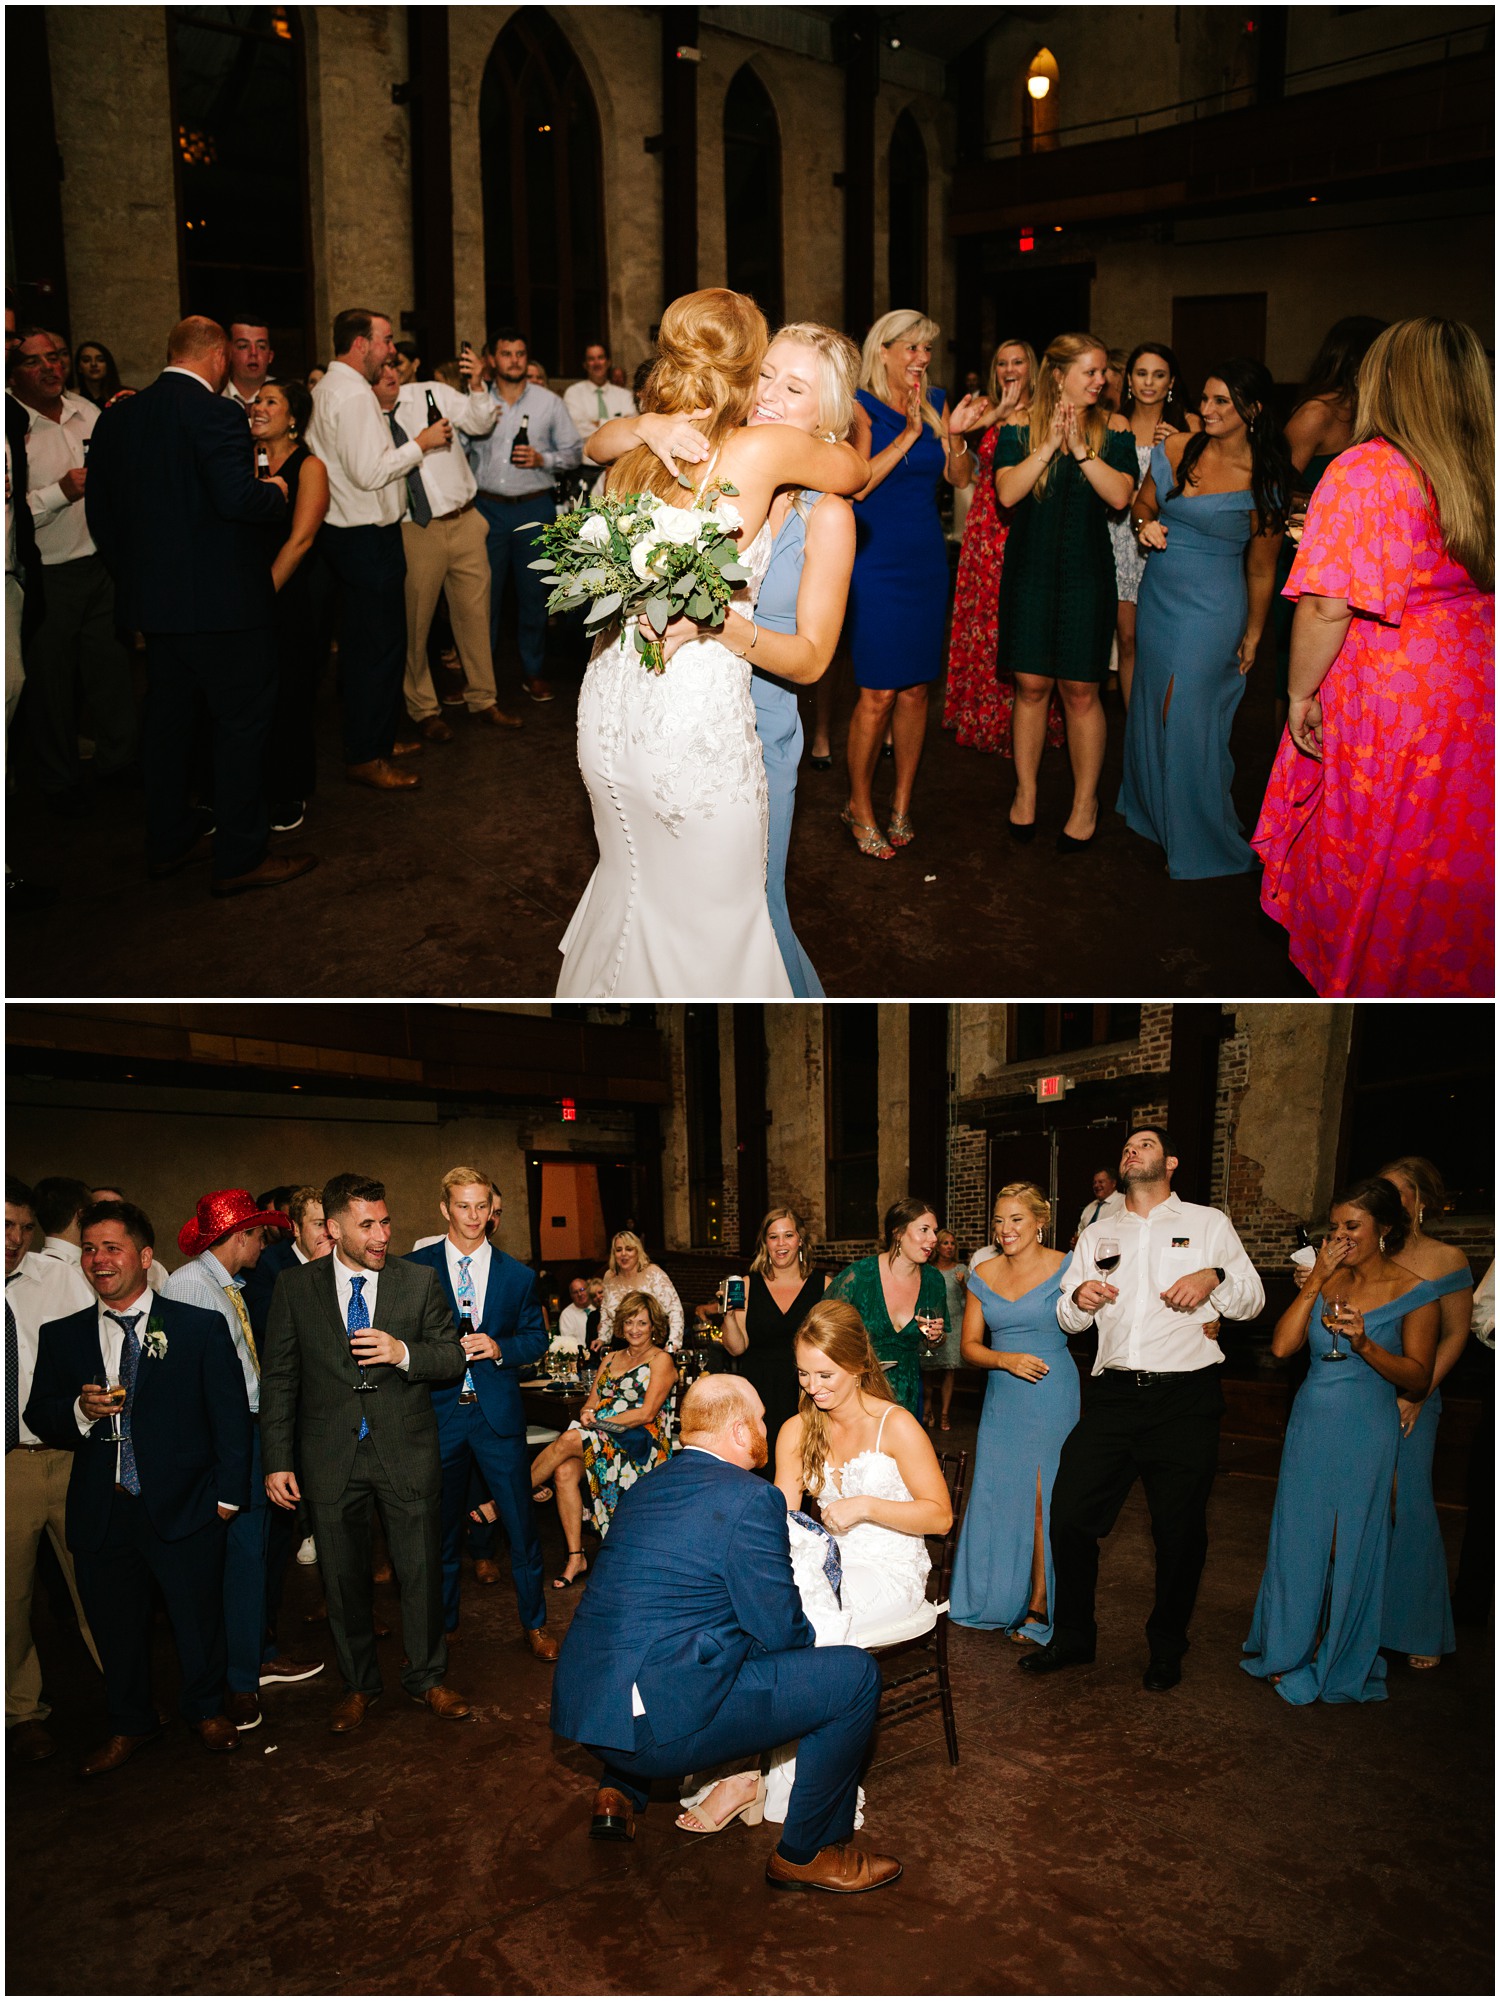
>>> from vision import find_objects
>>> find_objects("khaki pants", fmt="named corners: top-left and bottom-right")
top-left (6, 1447), bottom-right (102, 1725)
top-left (401, 507), bottom-right (497, 720)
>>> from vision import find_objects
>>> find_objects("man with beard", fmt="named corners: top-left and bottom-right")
top-left (551, 1375), bottom-right (901, 1895)
top-left (1023, 1127), bottom-right (1264, 1691)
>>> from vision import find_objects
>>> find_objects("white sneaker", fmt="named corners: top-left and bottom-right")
top-left (295, 1537), bottom-right (318, 1565)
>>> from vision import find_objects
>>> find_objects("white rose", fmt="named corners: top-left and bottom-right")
top-left (652, 504), bottom-right (705, 547)
top-left (577, 514), bottom-right (610, 548)
top-left (713, 500), bottom-right (743, 532)
top-left (630, 534), bottom-right (668, 582)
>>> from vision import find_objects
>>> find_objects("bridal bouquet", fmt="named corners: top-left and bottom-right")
top-left (527, 484), bottom-right (750, 673)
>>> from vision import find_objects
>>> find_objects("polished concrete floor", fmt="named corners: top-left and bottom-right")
top-left (6, 622), bottom-right (1311, 1000)
top-left (6, 1415), bottom-right (1488, 1997)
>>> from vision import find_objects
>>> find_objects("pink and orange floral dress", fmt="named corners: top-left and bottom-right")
top-left (941, 425), bottom-right (1063, 756)
top-left (1252, 439), bottom-right (1494, 996)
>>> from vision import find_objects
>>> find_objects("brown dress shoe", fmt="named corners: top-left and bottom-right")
top-left (589, 1786), bottom-right (636, 1841)
top-left (147, 832), bottom-right (214, 880)
top-left (418, 715), bottom-right (454, 742)
top-left (524, 1627), bottom-right (560, 1664)
top-left (415, 1684), bottom-right (471, 1719)
top-left (371, 1558), bottom-right (394, 1584)
top-left (765, 1841), bottom-right (903, 1894)
top-left (329, 1690), bottom-right (379, 1733)
top-left (345, 758), bottom-right (421, 791)
top-left (258, 1653), bottom-right (325, 1685)
top-left (211, 853), bottom-right (318, 899)
top-left (473, 1557), bottom-right (503, 1586)
top-left (194, 1714), bottom-right (240, 1753)
top-left (473, 703), bottom-right (523, 729)
top-left (390, 735), bottom-right (425, 758)
top-left (222, 1690), bottom-right (262, 1730)
top-left (9, 1720), bottom-right (56, 1762)
top-left (523, 677), bottom-right (554, 703)
top-left (79, 1730), bottom-right (159, 1777)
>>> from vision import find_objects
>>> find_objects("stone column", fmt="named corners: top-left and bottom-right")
top-left (765, 1006), bottom-right (828, 1240)
top-left (876, 1002), bottom-right (911, 1223)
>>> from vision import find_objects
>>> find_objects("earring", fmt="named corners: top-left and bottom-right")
top-left (1036, 1229), bottom-right (1044, 1244)
top-left (288, 423), bottom-right (298, 439)
top-left (1379, 1234), bottom-right (1388, 1252)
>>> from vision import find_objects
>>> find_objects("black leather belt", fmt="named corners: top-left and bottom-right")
top-left (458, 1391), bottom-right (478, 1404)
top-left (1102, 1367), bottom-right (1179, 1388)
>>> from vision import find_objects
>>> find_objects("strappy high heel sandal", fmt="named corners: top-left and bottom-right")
top-left (887, 810), bottom-right (915, 848)
top-left (675, 1771), bottom-right (767, 1835)
top-left (552, 1551), bottom-right (587, 1590)
top-left (841, 805), bottom-right (895, 860)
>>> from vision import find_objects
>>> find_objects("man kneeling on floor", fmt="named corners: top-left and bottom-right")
top-left (550, 1375), bottom-right (900, 1894)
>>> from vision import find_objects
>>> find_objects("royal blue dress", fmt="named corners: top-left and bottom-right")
top-left (752, 496), bottom-right (823, 998)
top-left (949, 1263), bottom-right (1077, 1643)
top-left (845, 387), bottom-right (948, 690)
top-left (1117, 441), bottom-right (1261, 879)
top-left (1381, 1266), bottom-right (1470, 1660)
top-left (1242, 1289), bottom-right (1414, 1704)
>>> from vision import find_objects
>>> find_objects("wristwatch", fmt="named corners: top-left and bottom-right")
top-left (1211, 1267), bottom-right (1225, 1285)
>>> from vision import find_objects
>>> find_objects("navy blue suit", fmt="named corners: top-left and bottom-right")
top-left (84, 368), bottom-right (289, 877)
top-left (405, 1241), bottom-right (549, 1633)
top-left (24, 1293), bottom-right (251, 1735)
top-left (551, 1450), bottom-right (880, 1855)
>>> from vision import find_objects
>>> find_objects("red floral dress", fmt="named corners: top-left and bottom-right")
top-left (942, 426), bottom-right (1063, 755)
top-left (1251, 440), bottom-right (1494, 996)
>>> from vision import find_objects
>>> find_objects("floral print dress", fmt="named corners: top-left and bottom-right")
top-left (570, 1359), bottom-right (673, 1533)
top-left (1251, 439), bottom-right (1494, 996)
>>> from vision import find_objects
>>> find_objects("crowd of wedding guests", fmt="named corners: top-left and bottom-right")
top-left (5, 297), bottom-right (1492, 987)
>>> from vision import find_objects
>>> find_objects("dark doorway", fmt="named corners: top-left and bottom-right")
top-left (167, 5), bottom-right (313, 372)
top-left (984, 1101), bottom-right (1133, 1251)
top-left (990, 261), bottom-right (1094, 365)
top-left (1172, 293), bottom-right (1268, 407)
top-left (480, 8), bottom-right (606, 372)
top-left (888, 111), bottom-right (928, 311)
top-left (724, 67), bottom-right (783, 328)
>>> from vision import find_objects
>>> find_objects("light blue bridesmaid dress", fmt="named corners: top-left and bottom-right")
top-left (1380, 1266), bottom-right (1471, 1660)
top-left (949, 1264), bottom-right (1077, 1642)
top-left (1117, 440), bottom-right (1260, 879)
top-left (751, 495), bottom-right (823, 998)
top-left (1242, 1288), bottom-right (1414, 1704)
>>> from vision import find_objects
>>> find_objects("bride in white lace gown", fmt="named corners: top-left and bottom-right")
top-left (678, 1298), bottom-right (952, 1835)
top-left (555, 289), bottom-right (866, 999)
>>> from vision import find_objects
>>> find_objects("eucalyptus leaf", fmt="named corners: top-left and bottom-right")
top-left (645, 595), bottom-right (672, 634)
top-left (688, 591), bottom-right (713, 620)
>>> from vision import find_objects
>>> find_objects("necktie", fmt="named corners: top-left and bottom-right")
top-left (456, 1255), bottom-right (477, 1396)
top-left (387, 410), bottom-right (433, 526)
top-left (790, 1509), bottom-right (843, 1604)
top-left (107, 1310), bottom-right (144, 1494)
top-left (595, 386), bottom-right (608, 425)
top-left (222, 1282), bottom-right (259, 1376)
top-left (1089, 1202), bottom-right (1103, 1225)
top-left (5, 1296), bottom-right (19, 1454)
top-left (346, 1277), bottom-right (371, 1440)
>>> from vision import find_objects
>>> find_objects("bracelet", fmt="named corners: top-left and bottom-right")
top-left (950, 437), bottom-right (969, 456)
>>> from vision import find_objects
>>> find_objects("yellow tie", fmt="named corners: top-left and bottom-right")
top-left (223, 1283), bottom-right (259, 1376)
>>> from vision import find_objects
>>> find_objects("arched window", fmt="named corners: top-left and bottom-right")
top-left (480, 9), bottom-right (605, 375)
top-left (723, 66), bottom-right (783, 328)
top-left (887, 110), bottom-right (928, 311)
top-left (167, 5), bottom-right (312, 371)
top-left (1022, 48), bottom-right (1060, 154)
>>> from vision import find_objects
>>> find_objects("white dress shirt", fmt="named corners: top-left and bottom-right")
top-left (442, 1234), bottom-right (492, 1319)
top-left (556, 1302), bottom-right (590, 1350)
top-left (160, 1248), bottom-right (259, 1412)
top-left (1057, 1191), bottom-right (1265, 1375)
top-left (1076, 1189), bottom-right (1126, 1237)
top-left (562, 377), bottom-right (637, 442)
top-left (309, 359), bottom-right (423, 530)
top-left (331, 1254), bottom-right (410, 1368)
top-left (8, 1251), bottom-right (95, 1446)
top-left (390, 380), bottom-right (497, 519)
top-left (25, 393), bottom-right (98, 560)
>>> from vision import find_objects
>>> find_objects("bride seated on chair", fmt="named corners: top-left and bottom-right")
top-left (677, 1297), bottom-right (951, 1834)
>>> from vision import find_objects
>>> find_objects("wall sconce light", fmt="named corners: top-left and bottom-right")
top-left (1027, 74), bottom-right (1051, 100)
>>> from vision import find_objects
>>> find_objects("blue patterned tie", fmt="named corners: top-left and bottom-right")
top-left (346, 1277), bottom-right (371, 1440)
top-left (457, 1255), bottom-right (477, 1395)
top-left (791, 1509), bottom-right (843, 1604)
top-left (108, 1310), bottom-right (144, 1494)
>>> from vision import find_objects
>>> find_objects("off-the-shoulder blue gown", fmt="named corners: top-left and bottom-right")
top-left (1380, 1266), bottom-right (1471, 1660)
top-left (751, 496), bottom-right (823, 997)
top-left (950, 1263), bottom-right (1076, 1642)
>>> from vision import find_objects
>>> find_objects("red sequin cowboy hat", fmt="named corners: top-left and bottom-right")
top-left (177, 1189), bottom-right (291, 1259)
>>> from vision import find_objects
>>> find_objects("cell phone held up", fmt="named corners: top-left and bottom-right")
top-left (722, 1275), bottom-right (747, 1313)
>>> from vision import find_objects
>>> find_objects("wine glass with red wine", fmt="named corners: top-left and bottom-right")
top-left (1095, 1239), bottom-right (1121, 1286)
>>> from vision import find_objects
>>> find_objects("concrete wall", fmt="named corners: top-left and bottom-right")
top-left (46, 7), bottom-right (180, 385)
top-left (303, 6), bottom-right (413, 361)
top-left (6, 1078), bottom-right (537, 1277)
top-left (764, 1005), bottom-right (828, 1242)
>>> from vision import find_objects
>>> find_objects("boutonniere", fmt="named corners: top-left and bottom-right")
top-left (142, 1319), bottom-right (169, 1362)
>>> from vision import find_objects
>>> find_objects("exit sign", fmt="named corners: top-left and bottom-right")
top-left (561, 1097), bottom-right (577, 1121)
top-left (1035, 1073), bottom-right (1069, 1103)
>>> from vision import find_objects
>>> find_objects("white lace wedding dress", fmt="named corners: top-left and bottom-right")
top-left (682, 1409), bottom-right (931, 1830)
top-left (556, 510), bottom-right (793, 999)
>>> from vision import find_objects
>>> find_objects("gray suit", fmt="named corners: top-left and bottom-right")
top-left (261, 1255), bottom-right (464, 1698)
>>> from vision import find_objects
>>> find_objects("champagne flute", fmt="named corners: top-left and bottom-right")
top-left (1320, 1298), bottom-right (1349, 1363)
top-left (103, 1378), bottom-right (126, 1443)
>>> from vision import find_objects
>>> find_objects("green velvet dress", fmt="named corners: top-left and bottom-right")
top-left (826, 1255), bottom-right (950, 1417)
top-left (994, 423), bottom-right (1141, 683)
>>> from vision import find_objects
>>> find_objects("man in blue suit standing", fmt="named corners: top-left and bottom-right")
top-left (406, 1169), bottom-right (555, 1661)
top-left (551, 1375), bottom-right (901, 1894)
top-left (24, 1201), bottom-right (251, 1775)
